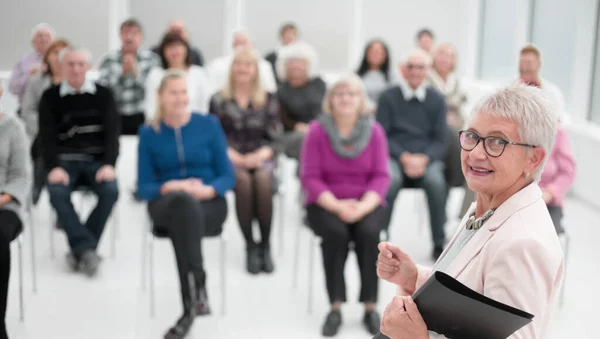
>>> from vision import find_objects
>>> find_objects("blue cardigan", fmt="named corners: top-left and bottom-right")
top-left (137, 114), bottom-right (235, 201)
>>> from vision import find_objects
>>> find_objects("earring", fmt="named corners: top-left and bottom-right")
top-left (525, 172), bottom-right (530, 179)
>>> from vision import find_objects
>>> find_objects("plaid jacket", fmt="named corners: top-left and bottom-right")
top-left (97, 49), bottom-right (159, 116)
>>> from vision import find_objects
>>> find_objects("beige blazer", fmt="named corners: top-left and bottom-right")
top-left (400, 183), bottom-right (564, 339)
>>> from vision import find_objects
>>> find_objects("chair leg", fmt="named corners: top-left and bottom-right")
top-left (149, 234), bottom-right (155, 317)
top-left (220, 236), bottom-right (226, 316)
top-left (17, 236), bottom-right (24, 322)
top-left (277, 191), bottom-right (285, 257)
top-left (141, 228), bottom-right (147, 291)
top-left (292, 220), bottom-right (303, 289)
top-left (307, 235), bottom-right (316, 315)
top-left (560, 233), bottom-right (570, 306)
top-left (28, 205), bottom-right (37, 294)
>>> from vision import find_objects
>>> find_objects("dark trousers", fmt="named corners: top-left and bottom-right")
top-left (148, 192), bottom-right (228, 311)
top-left (306, 204), bottom-right (384, 304)
top-left (384, 159), bottom-right (448, 247)
top-left (0, 209), bottom-right (23, 339)
top-left (46, 160), bottom-right (119, 255)
top-left (120, 113), bottom-right (145, 136)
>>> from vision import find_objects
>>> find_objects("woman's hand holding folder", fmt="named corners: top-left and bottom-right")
top-left (380, 296), bottom-right (429, 339)
top-left (377, 242), bottom-right (419, 294)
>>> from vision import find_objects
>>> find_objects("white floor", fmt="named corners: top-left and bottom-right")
top-left (5, 137), bottom-right (599, 339)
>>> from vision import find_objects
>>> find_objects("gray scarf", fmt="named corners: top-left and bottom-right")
top-left (318, 114), bottom-right (374, 158)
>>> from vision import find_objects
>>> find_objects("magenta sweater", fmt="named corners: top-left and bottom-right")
top-left (300, 120), bottom-right (391, 205)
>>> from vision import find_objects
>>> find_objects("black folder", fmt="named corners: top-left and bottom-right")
top-left (374, 271), bottom-right (534, 339)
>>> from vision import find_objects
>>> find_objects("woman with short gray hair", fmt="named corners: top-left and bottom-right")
top-left (378, 83), bottom-right (563, 339)
top-left (0, 86), bottom-right (32, 339)
top-left (277, 41), bottom-right (326, 160)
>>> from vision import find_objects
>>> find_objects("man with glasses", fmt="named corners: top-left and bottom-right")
top-left (376, 48), bottom-right (448, 260)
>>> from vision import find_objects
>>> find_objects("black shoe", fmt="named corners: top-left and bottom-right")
top-left (164, 314), bottom-right (194, 339)
top-left (363, 310), bottom-right (381, 335)
top-left (260, 245), bottom-right (274, 273)
top-left (432, 245), bottom-right (444, 261)
top-left (79, 250), bottom-right (101, 277)
top-left (246, 245), bottom-right (261, 275)
top-left (322, 309), bottom-right (342, 337)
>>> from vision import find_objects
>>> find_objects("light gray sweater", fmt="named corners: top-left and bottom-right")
top-left (21, 72), bottom-right (53, 140)
top-left (0, 113), bottom-right (32, 221)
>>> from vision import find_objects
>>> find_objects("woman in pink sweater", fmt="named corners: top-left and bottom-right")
top-left (538, 125), bottom-right (576, 233)
top-left (300, 74), bottom-right (390, 337)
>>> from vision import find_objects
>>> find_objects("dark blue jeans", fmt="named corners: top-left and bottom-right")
top-left (384, 159), bottom-right (448, 247)
top-left (47, 160), bottom-right (119, 255)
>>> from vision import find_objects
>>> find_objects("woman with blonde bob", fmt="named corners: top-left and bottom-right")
top-left (300, 74), bottom-right (390, 337)
top-left (137, 71), bottom-right (235, 339)
top-left (378, 83), bottom-right (564, 339)
top-left (210, 48), bottom-right (282, 275)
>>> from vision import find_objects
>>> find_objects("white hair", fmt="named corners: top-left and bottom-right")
top-left (31, 23), bottom-right (55, 40)
top-left (470, 82), bottom-right (558, 181)
top-left (400, 48), bottom-right (432, 66)
top-left (231, 28), bottom-right (253, 44)
top-left (276, 41), bottom-right (318, 82)
top-left (58, 46), bottom-right (92, 64)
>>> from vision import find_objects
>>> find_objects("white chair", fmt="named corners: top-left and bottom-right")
top-left (25, 199), bottom-right (37, 294)
top-left (274, 154), bottom-right (288, 257)
top-left (48, 188), bottom-right (119, 259)
top-left (140, 219), bottom-right (228, 317)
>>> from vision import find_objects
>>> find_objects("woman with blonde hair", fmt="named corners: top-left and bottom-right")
top-left (137, 71), bottom-right (235, 339)
top-left (210, 48), bottom-right (282, 274)
top-left (300, 74), bottom-right (390, 337)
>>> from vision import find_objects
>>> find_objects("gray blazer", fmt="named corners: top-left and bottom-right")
top-left (21, 72), bottom-right (53, 141)
top-left (0, 113), bottom-right (32, 221)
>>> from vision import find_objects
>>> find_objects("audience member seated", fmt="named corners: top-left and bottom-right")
top-left (539, 123), bottom-right (576, 234)
top-left (210, 48), bottom-right (282, 274)
top-left (0, 84), bottom-right (31, 339)
top-left (276, 41), bottom-right (325, 160)
top-left (264, 22), bottom-right (298, 83)
top-left (301, 74), bottom-right (390, 337)
top-left (429, 42), bottom-right (468, 130)
top-left (356, 39), bottom-right (397, 112)
top-left (21, 39), bottom-right (70, 205)
top-left (206, 29), bottom-right (277, 95)
top-left (416, 28), bottom-right (435, 54)
top-left (429, 42), bottom-right (467, 191)
top-left (137, 71), bottom-right (235, 339)
top-left (151, 19), bottom-right (205, 67)
top-left (8, 23), bottom-right (55, 112)
top-left (518, 43), bottom-right (566, 115)
top-left (39, 47), bottom-right (120, 277)
top-left (146, 33), bottom-right (210, 119)
top-left (376, 48), bottom-right (448, 259)
top-left (98, 18), bottom-right (159, 135)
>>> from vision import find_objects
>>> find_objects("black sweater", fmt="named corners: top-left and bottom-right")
top-left (278, 77), bottom-right (326, 131)
top-left (38, 83), bottom-right (120, 171)
top-left (375, 85), bottom-right (448, 161)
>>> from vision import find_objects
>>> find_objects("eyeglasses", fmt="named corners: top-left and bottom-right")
top-left (458, 130), bottom-right (537, 157)
top-left (406, 63), bottom-right (426, 71)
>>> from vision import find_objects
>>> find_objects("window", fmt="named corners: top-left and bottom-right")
top-left (590, 5), bottom-right (600, 123)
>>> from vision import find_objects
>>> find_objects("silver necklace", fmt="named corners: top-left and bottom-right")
top-left (465, 208), bottom-right (496, 230)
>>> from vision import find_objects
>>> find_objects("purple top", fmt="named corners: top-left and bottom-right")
top-left (300, 120), bottom-right (390, 205)
top-left (9, 52), bottom-right (42, 103)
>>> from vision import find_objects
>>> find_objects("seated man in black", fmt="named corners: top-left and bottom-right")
top-left (376, 48), bottom-right (448, 260)
top-left (39, 46), bottom-right (120, 277)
